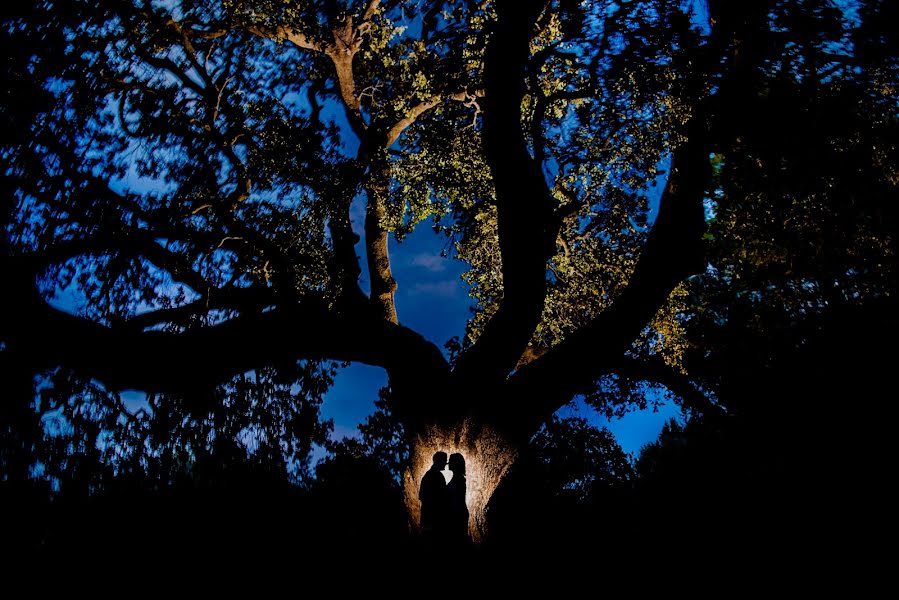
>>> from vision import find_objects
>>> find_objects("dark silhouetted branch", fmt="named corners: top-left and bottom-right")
top-left (609, 356), bottom-right (723, 418)
top-left (502, 114), bottom-right (712, 435)
top-left (3, 264), bottom-right (447, 421)
top-left (28, 232), bottom-right (211, 296)
top-left (452, 0), bottom-right (560, 392)
top-left (122, 285), bottom-right (275, 331)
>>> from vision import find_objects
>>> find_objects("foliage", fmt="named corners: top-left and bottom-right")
top-left (1, 0), bottom-right (710, 487)
top-left (328, 385), bottom-right (409, 482)
top-left (31, 361), bottom-right (334, 496)
top-left (1, 0), bottom-right (897, 554)
top-left (684, 0), bottom-right (898, 408)
top-left (529, 415), bottom-right (633, 501)
top-left (625, 0), bottom-right (898, 560)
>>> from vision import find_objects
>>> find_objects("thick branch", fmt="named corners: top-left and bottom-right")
top-left (122, 285), bottom-right (274, 331)
top-left (384, 90), bottom-right (482, 147)
top-left (490, 4), bottom-right (768, 432)
top-left (362, 89), bottom-right (484, 324)
top-left (361, 90), bottom-right (484, 323)
top-left (325, 48), bottom-right (368, 139)
top-left (452, 0), bottom-right (558, 389)
top-left (363, 154), bottom-right (398, 323)
top-left (247, 22), bottom-right (365, 136)
top-left (501, 116), bottom-right (712, 432)
top-left (609, 357), bottom-right (723, 418)
top-left (248, 15), bottom-right (376, 301)
top-left (247, 24), bottom-right (322, 52)
top-left (385, 97), bottom-right (441, 147)
top-left (3, 263), bottom-right (447, 423)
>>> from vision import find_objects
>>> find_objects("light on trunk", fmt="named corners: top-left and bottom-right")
top-left (403, 420), bottom-right (517, 544)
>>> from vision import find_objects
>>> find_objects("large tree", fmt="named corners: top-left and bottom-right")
top-left (2, 0), bottom-right (893, 541)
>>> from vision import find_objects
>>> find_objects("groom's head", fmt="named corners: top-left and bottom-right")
top-left (432, 451), bottom-right (448, 469)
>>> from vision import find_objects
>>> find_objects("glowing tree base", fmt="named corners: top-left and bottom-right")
top-left (403, 420), bottom-right (517, 544)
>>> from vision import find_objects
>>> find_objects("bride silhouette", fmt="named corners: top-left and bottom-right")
top-left (446, 453), bottom-right (470, 545)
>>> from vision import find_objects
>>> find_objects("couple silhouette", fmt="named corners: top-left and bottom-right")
top-left (419, 451), bottom-right (469, 545)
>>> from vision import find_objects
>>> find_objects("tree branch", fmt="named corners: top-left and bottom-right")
top-left (248, 12), bottom-right (379, 300)
top-left (138, 52), bottom-right (207, 97)
top-left (27, 231), bottom-right (212, 297)
top-left (357, 89), bottom-right (486, 324)
top-left (501, 115), bottom-right (712, 433)
top-left (325, 45), bottom-right (368, 139)
top-left (122, 285), bottom-right (275, 332)
top-left (452, 0), bottom-right (559, 390)
top-left (384, 90), bottom-right (483, 147)
top-left (608, 356), bottom-right (723, 418)
top-left (246, 22), bottom-right (371, 139)
top-left (247, 24), bottom-right (322, 52)
top-left (362, 0), bottom-right (382, 22)
top-left (185, 25), bottom-right (230, 40)
top-left (3, 261), bottom-right (448, 422)
top-left (363, 154), bottom-right (398, 323)
top-left (385, 97), bottom-right (442, 147)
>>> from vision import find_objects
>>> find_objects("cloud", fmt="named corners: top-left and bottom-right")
top-left (349, 196), bottom-right (367, 229)
top-left (407, 280), bottom-right (459, 298)
top-left (410, 253), bottom-right (447, 272)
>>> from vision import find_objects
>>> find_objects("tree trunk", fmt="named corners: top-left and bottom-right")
top-left (402, 418), bottom-right (518, 543)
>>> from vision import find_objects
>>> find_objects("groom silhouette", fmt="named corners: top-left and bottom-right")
top-left (419, 451), bottom-right (449, 539)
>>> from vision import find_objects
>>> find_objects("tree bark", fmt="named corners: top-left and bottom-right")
top-left (453, 0), bottom-right (558, 389)
top-left (364, 154), bottom-right (399, 324)
top-left (403, 417), bottom-right (517, 544)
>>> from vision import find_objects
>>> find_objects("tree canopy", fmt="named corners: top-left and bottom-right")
top-left (2, 0), bottom-right (896, 557)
